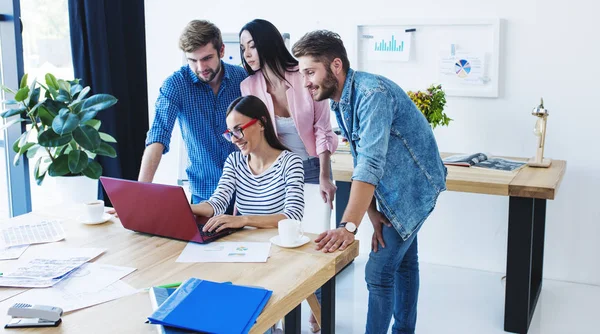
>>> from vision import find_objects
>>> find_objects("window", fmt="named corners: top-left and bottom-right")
top-left (1, 0), bottom-right (31, 218)
top-left (20, 0), bottom-right (73, 211)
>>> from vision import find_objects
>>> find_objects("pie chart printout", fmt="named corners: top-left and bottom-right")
top-left (454, 59), bottom-right (471, 78)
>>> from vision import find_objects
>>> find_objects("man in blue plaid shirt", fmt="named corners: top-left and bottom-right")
top-left (140, 20), bottom-right (247, 207)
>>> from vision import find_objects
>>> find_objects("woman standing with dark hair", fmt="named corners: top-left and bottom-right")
top-left (192, 96), bottom-right (304, 231)
top-left (239, 19), bottom-right (338, 211)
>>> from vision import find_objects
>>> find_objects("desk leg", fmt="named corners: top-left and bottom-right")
top-left (334, 181), bottom-right (355, 272)
top-left (504, 197), bottom-right (547, 334)
top-left (284, 304), bottom-right (301, 334)
top-left (321, 276), bottom-right (336, 334)
top-left (335, 181), bottom-right (351, 227)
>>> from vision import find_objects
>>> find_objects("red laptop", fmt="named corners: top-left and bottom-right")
top-left (100, 177), bottom-right (238, 243)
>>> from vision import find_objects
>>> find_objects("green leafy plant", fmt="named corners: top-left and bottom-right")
top-left (1, 73), bottom-right (118, 185)
top-left (407, 84), bottom-right (452, 129)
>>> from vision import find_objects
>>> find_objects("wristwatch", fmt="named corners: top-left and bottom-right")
top-left (339, 222), bottom-right (357, 235)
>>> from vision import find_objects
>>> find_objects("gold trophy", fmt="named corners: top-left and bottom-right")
top-left (527, 98), bottom-right (552, 168)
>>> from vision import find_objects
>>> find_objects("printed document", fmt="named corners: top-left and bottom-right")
top-left (0, 248), bottom-right (105, 287)
top-left (176, 242), bottom-right (271, 263)
top-left (0, 244), bottom-right (29, 260)
top-left (14, 263), bottom-right (137, 312)
top-left (0, 220), bottom-right (65, 247)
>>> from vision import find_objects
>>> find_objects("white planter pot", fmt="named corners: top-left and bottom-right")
top-left (52, 175), bottom-right (99, 205)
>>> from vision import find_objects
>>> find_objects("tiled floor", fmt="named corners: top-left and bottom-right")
top-left (299, 256), bottom-right (600, 333)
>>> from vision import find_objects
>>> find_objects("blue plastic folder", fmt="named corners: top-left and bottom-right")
top-left (148, 287), bottom-right (193, 334)
top-left (148, 278), bottom-right (273, 334)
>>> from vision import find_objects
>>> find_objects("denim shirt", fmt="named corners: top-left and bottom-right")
top-left (331, 69), bottom-right (447, 240)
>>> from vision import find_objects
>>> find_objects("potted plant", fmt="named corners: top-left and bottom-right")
top-left (407, 84), bottom-right (452, 129)
top-left (1, 73), bottom-right (118, 203)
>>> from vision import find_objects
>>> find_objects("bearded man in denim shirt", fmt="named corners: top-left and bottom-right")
top-left (294, 30), bottom-right (447, 334)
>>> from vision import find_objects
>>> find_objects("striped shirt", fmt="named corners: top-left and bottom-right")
top-left (145, 62), bottom-right (247, 201)
top-left (206, 151), bottom-right (305, 221)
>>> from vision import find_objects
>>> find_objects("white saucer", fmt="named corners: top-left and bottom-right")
top-left (270, 235), bottom-right (310, 248)
top-left (78, 213), bottom-right (113, 225)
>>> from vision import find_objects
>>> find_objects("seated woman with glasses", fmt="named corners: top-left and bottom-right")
top-left (191, 95), bottom-right (305, 232)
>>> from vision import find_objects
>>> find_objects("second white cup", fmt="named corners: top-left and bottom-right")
top-left (84, 200), bottom-right (105, 222)
top-left (278, 219), bottom-right (304, 246)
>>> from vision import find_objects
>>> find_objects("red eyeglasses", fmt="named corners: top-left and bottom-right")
top-left (222, 118), bottom-right (259, 142)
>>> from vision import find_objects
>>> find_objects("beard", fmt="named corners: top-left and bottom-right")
top-left (313, 69), bottom-right (338, 101)
top-left (196, 62), bottom-right (221, 83)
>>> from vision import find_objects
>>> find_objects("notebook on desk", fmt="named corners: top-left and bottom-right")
top-left (100, 177), bottom-right (238, 244)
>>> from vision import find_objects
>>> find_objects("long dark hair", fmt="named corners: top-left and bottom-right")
top-left (226, 96), bottom-right (289, 152)
top-left (239, 19), bottom-right (298, 84)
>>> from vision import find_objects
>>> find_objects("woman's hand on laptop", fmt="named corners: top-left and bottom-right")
top-left (203, 215), bottom-right (245, 233)
top-left (106, 208), bottom-right (119, 218)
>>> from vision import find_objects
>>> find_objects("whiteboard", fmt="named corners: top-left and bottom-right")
top-left (356, 19), bottom-right (502, 98)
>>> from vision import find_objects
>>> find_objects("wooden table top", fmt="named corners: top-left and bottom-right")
top-left (331, 152), bottom-right (566, 200)
top-left (0, 211), bottom-right (359, 333)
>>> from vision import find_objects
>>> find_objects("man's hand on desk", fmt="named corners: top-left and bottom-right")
top-left (315, 228), bottom-right (355, 253)
top-left (203, 215), bottom-right (245, 233)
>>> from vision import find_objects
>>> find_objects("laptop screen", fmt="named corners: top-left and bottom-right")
top-left (100, 177), bottom-right (205, 243)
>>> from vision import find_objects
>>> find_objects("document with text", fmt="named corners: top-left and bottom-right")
top-left (14, 263), bottom-right (137, 312)
top-left (0, 220), bottom-right (65, 247)
top-left (0, 248), bottom-right (105, 287)
top-left (177, 242), bottom-right (271, 263)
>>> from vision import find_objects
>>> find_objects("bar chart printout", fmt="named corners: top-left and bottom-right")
top-left (374, 35), bottom-right (405, 52)
top-left (366, 32), bottom-right (411, 62)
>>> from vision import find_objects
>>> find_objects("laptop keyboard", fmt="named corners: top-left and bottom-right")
top-left (196, 222), bottom-right (242, 242)
top-left (197, 223), bottom-right (220, 238)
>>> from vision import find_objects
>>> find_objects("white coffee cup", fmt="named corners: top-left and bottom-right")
top-left (84, 200), bottom-right (105, 222)
top-left (278, 219), bottom-right (304, 246)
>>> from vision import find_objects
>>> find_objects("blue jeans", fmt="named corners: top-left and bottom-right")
top-left (303, 157), bottom-right (320, 185)
top-left (365, 225), bottom-right (419, 334)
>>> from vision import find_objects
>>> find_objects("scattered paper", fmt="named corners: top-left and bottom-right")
top-left (5, 259), bottom-right (85, 280)
top-left (0, 276), bottom-right (63, 288)
top-left (0, 248), bottom-right (105, 287)
top-left (51, 263), bottom-right (136, 293)
top-left (14, 263), bottom-right (137, 312)
top-left (0, 289), bottom-right (27, 303)
top-left (13, 280), bottom-right (138, 312)
top-left (176, 242), bottom-right (271, 263)
top-left (0, 244), bottom-right (29, 260)
top-left (0, 220), bottom-right (65, 247)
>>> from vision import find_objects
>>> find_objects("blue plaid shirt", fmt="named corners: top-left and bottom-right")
top-left (146, 62), bottom-right (248, 201)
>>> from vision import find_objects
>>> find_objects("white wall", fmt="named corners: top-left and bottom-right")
top-left (144, 0), bottom-right (600, 285)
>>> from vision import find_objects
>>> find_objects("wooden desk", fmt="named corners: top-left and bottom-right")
top-left (0, 212), bottom-right (359, 334)
top-left (331, 152), bottom-right (566, 334)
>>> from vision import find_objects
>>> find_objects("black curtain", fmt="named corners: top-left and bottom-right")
top-left (68, 0), bottom-right (149, 203)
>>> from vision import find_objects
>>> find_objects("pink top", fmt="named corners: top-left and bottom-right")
top-left (240, 69), bottom-right (338, 157)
